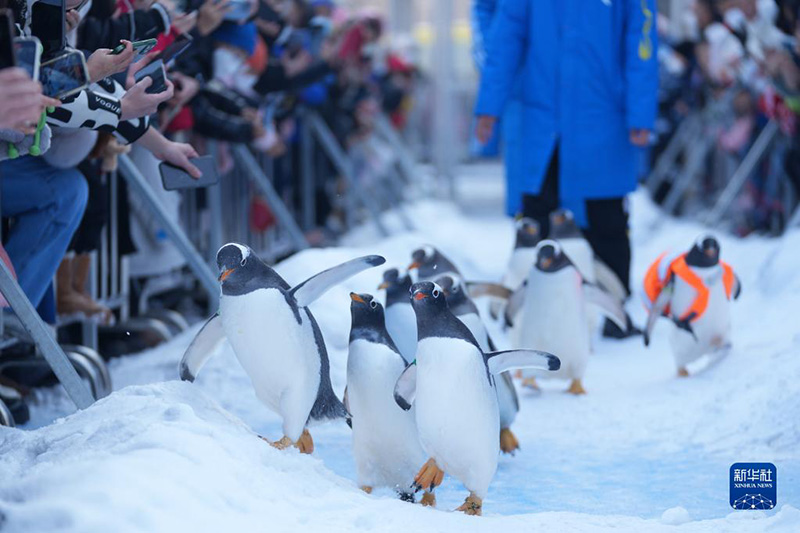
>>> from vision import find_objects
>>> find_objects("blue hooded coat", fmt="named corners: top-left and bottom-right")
top-left (475, 0), bottom-right (659, 225)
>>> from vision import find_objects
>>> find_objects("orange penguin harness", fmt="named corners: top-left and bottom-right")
top-left (644, 253), bottom-right (736, 322)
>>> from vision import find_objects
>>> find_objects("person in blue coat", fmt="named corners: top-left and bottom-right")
top-left (475, 0), bottom-right (659, 335)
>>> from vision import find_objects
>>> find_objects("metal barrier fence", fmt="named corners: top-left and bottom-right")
top-left (0, 109), bottom-right (420, 417)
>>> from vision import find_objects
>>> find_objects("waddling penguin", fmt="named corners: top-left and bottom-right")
top-left (408, 245), bottom-right (460, 281)
top-left (508, 241), bottom-right (627, 395)
top-left (489, 218), bottom-right (542, 321)
top-left (378, 268), bottom-right (416, 363)
top-left (180, 243), bottom-right (385, 453)
top-left (394, 281), bottom-right (560, 515)
top-left (643, 235), bottom-right (741, 377)
top-left (436, 274), bottom-right (521, 455)
top-left (345, 293), bottom-right (434, 505)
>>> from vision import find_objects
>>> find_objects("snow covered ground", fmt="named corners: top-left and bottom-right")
top-left (1, 164), bottom-right (799, 532)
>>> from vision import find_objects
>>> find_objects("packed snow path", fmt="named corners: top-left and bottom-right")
top-left (1, 172), bottom-right (798, 531)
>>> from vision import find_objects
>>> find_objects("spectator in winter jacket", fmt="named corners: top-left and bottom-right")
top-left (475, 0), bottom-right (659, 338)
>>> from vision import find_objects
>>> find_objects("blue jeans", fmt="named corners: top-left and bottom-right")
top-left (0, 156), bottom-right (88, 308)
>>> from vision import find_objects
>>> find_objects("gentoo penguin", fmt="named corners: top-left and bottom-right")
top-left (489, 218), bottom-right (542, 320)
top-left (378, 268), bottom-right (416, 363)
top-left (408, 245), bottom-right (460, 281)
top-left (345, 293), bottom-right (434, 505)
top-left (643, 235), bottom-right (741, 377)
top-left (180, 243), bottom-right (385, 453)
top-left (394, 281), bottom-right (560, 515)
top-left (509, 241), bottom-right (626, 395)
top-left (436, 274), bottom-right (521, 455)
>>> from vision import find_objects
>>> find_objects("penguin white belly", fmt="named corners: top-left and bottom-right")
top-left (492, 249), bottom-right (537, 319)
top-left (558, 238), bottom-right (600, 338)
top-left (415, 337), bottom-right (499, 499)
top-left (385, 303), bottom-right (417, 363)
top-left (220, 289), bottom-right (320, 439)
top-left (457, 312), bottom-right (517, 429)
top-left (519, 268), bottom-right (590, 380)
top-left (347, 339), bottom-right (425, 490)
top-left (669, 268), bottom-right (732, 367)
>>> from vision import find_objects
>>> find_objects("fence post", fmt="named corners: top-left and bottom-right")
top-left (0, 261), bottom-right (95, 410)
top-left (118, 154), bottom-right (220, 312)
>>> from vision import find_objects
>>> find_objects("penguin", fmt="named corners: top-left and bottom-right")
top-left (489, 218), bottom-right (542, 321)
top-left (408, 245), bottom-right (460, 281)
top-left (436, 274), bottom-right (522, 455)
top-left (509, 241), bottom-right (627, 395)
top-left (394, 281), bottom-right (561, 515)
top-left (180, 243), bottom-right (385, 453)
top-left (377, 268), bottom-right (416, 363)
top-left (345, 293), bottom-right (434, 505)
top-left (643, 235), bottom-right (741, 377)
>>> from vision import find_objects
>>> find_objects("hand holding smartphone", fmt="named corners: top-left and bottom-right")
top-left (134, 59), bottom-right (168, 94)
top-left (40, 50), bottom-right (89, 99)
top-left (159, 155), bottom-right (218, 190)
top-left (111, 38), bottom-right (157, 61)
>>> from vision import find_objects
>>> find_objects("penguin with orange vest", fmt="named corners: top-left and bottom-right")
top-left (643, 235), bottom-right (741, 377)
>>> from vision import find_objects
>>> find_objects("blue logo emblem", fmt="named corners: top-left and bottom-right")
top-left (730, 463), bottom-right (777, 510)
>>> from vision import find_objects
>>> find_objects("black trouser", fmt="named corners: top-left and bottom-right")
top-left (521, 147), bottom-right (632, 294)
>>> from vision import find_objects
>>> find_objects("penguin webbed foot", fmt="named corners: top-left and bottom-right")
top-left (294, 429), bottom-right (314, 454)
top-left (499, 427), bottom-right (520, 455)
top-left (521, 376), bottom-right (540, 391)
top-left (412, 458), bottom-right (445, 493)
top-left (677, 367), bottom-right (690, 378)
top-left (419, 491), bottom-right (436, 507)
top-left (269, 436), bottom-right (294, 450)
top-left (566, 379), bottom-right (586, 395)
top-left (455, 493), bottom-right (482, 516)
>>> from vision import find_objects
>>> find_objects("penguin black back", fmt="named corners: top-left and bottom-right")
top-left (349, 293), bottom-right (401, 354)
top-left (409, 281), bottom-right (480, 349)
top-left (217, 243), bottom-right (289, 296)
top-left (686, 235), bottom-right (721, 268)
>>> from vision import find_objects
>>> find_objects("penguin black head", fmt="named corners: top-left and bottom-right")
top-left (378, 268), bottom-right (412, 306)
top-left (686, 235), bottom-right (721, 267)
top-left (408, 245), bottom-right (459, 279)
top-left (535, 240), bottom-right (572, 273)
top-left (216, 243), bottom-right (283, 295)
top-left (349, 292), bottom-right (385, 331)
top-left (549, 209), bottom-right (582, 240)
top-left (409, 281), bottom-right (448, 312)
top-left (515, 217), bottom-right (542, 249)
top-left (435, 274), bottom-right (467, 308)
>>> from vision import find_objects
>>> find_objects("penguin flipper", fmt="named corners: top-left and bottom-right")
top-left (485, 350), bottom-right (561, 374)
top-left (393, 362), bottom-right (417, 411)
top-left (290, 255), bottom-right (386, 308)
top-left (465, 281), bottom-right (513, 300)
top-left (582, 283), bottom-right (627, 329)
top-left (503, 285), bottom-right (526, 329)
top-left (179, 313), bottom-right (225, 382)
top-left (593, 258), bottom-right (629, 302)
top-left (644, 281), bottom-right (674, 347)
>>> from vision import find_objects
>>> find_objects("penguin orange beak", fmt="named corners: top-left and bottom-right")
top-left (219, 268), bottom-right (235, 282)
top-left (377, 282), bottom-right (389, 290)
top-left (413, 292), bottom-right (428, 301)
top-left (408, 261), bottom-right (420, 270)
top-left (704, 248), bottom-right (716, 258)
top-left (350, 293), bottom-right (366, 304)
top-left (525, 226), bottom-right (538, 235)
top-left (541, 257), bottom-right (553, 269)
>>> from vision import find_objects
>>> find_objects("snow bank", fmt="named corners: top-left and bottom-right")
top-left (1, 382), bottom-right (797, 532)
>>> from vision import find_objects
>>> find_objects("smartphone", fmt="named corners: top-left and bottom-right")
top-left (31, 0), bottom-right (65, 59)
top-left (40, 50), bottom-right (89, 99)
top-left (151, 34), bottom-right (193, 67)
top-left (110, 38), bottom-right (158, 61)
top-left (13, 36), bottom-right (43, 81)
top-left (134, 59), bottom-right (168, 94)
top-left (1, 9), bottom-right (15, 70)
top-left (224, 0), bottom-right (252, 22)
top-left (159, 155), bottom-right (218, 190)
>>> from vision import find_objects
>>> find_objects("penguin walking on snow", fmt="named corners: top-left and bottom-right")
top-left (345, 293), bottom-right (434, 505)
top-left (408, 245), bottom-right (460, 281)
top-left (180, 243), bottom-right (385, 453)
top-left (508, 241), bottom-right (627, 395)
top-left (643, 235), bottom-right (741, 377)
top-left (378, 268), bottom-right (416, 363)
top-left (436, 274), bottom-right (521, 455)
top-left (489, 218), bottom-right (542, 321)
top-left (394, 281), bottom-right (561, 515)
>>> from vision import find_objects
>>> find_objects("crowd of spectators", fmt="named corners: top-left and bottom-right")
top-left (0, 0), bottom-right (419, 330)
top-left (654, 0), bottom-right (800, 234)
